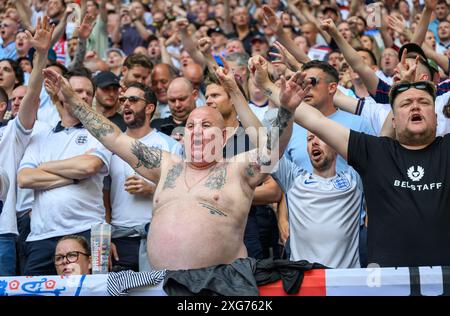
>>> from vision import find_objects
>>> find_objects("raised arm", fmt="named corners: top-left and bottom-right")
top-left (249, 55), bottom-right (281, 106)
top-left (262, 6), bottom-right (310, 65)
top-left (99, 0), bottom-right (108, 23)
top-left (221, 0), bottom-right (234, 35)
top-left (321, 18), bottom-right (379, 96)
top-left (215, 63), bottom-right (264, 147)
top-left (239, 71), bottom-right (312, 187)
top-left (50, 6), bottom-right (69, 48)
top-left (411, 0), bottom-right (436, 45)
top-left (297, 4), bottom-right (332, 44)
top-left (159, 37), bottom-right (176, 68)
top-left (422, 43), bottom-right (449, 73)
top-left (333, 89), bottom-right (359, 114)
top-left (19, 16), bottom-right (55, 130)
top-left (15, 0), bottom-right (34, 32)
top-left (294, 100), bottom-right (350, 160)
top-left (42, 69), bottom-right (172, 184)
top-left (68, 14), bottom-right (96, 70)
top-left (178, 18), bottom-right (206, 69)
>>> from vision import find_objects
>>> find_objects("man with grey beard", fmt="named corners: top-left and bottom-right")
top-left (106, 82), bottom-right (181, 271)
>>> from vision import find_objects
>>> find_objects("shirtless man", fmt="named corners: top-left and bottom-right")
top-left (42, 68), bottom-right (310, 270)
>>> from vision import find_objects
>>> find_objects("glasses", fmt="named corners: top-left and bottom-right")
top-left (119, 95), bottom-right (146, 105)
top-left (307, 77), bottom-right (322, 86)
top-left (389, 81), bottom-right (436, 105)
top-left (54, 251), bottom-right (89, 266)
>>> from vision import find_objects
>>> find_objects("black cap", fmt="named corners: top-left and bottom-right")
top-left (251, 34), bottom-right (268, 44)
top-left (93, 71), bottom-right (120, 88)
top-left (398, 43), bottom-right (438, 76)
top-left (207, 27), bottom-right (225, 37)
top-left (398, 43), bottom-right (427, 61)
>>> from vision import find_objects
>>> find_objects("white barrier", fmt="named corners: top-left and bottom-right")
top-left (1, 266), bottom-right (449, 296)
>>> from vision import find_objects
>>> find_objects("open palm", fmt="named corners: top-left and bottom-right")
top-left (26, 16), bottom-right (55, 53)
top-left (279, 72), bottom-right (311, 113)
top-left (262, 5), bottom-right (283, 34)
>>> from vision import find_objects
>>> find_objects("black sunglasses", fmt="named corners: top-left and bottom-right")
top-left (306, 77), bottom-right (322, 86)
top-left (119, 95), bottom-right (146, 104)
top-left (389, 81), bottom-right (436, 105)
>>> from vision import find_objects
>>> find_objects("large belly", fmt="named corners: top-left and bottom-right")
top-left (148, 200), bottom-right (247, 270)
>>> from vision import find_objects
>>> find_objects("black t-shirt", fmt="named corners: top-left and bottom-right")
top-left (348, 130), bottom-right (450, 267)
top-left (150, 116), bottom-right (185, 137)
top-left (108, 112), bottom-right (127, 132)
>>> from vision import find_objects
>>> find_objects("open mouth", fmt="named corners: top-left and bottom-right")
top-left (411, 113), bottom-right (423, 122)
top-left (311, 148), bottom-right (322, 160)
top-left (123, 109), bottom-right (133, 119)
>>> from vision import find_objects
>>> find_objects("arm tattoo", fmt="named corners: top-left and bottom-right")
top-left (69, 38), bottom-right (87, 70)
top-left (266, 107), bottom-right (292, 151)
top-left (245, 161), bottom-right (261, 177)
top-left (163, 163), bottom-right (183, 189)
top-left (199, 202), bottom-right (228, 217)
top-left (72, 104), bottom-right (115, 138)
top-left (263, 88), bottom-right (273, 97)
top-left (204, 163), bottom-right (227, 190)
top-left (131, 141), bottom-right (162, 169)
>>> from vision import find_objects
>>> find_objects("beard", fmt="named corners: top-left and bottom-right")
top-left (125, 107), bottom-right (147, 129)
top-left (311, 155), bottom-right (333, 172)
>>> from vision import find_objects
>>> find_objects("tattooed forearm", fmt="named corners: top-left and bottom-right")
top-left (69, 38), bottom-right (87, 70)
top-left (131, 141), bottom-right (162, 169)
top-left (267, 107), bottom-right (292, 151)
top-left (204, 163), bottom-right (227, 190)
top-left (200, 202), bottom-right (228, 217)
top-left (72, 104), bottom-right (115, 138)
top-left (163, 163), bottom-right (183, 189)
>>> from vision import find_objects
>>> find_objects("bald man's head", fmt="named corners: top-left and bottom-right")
top-left (167, 77), bottom-right (198, 122)
top-left (182, 63), bottom-right (204, 90)
top-left (185, 106), bottom-right (226, 167)
top-left (187, 107), bottom-right (225, 129)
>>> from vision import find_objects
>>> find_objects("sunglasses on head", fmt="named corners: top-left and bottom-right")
top-left (389, 81), bottom-right (436, 105)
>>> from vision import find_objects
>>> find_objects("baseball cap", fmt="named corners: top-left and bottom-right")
top-left (93, 71), bottom-right (120, 88)
top-left (398, 43), bottom-right (427, 61)
top-left (398, 43), bottom-right (439, 76)
top-left (106, 48), bottom-right (126, 58)
top-left (251, 34), bottom-right (268, 45)
top-left (207, 27), bottom-right (225, 37)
